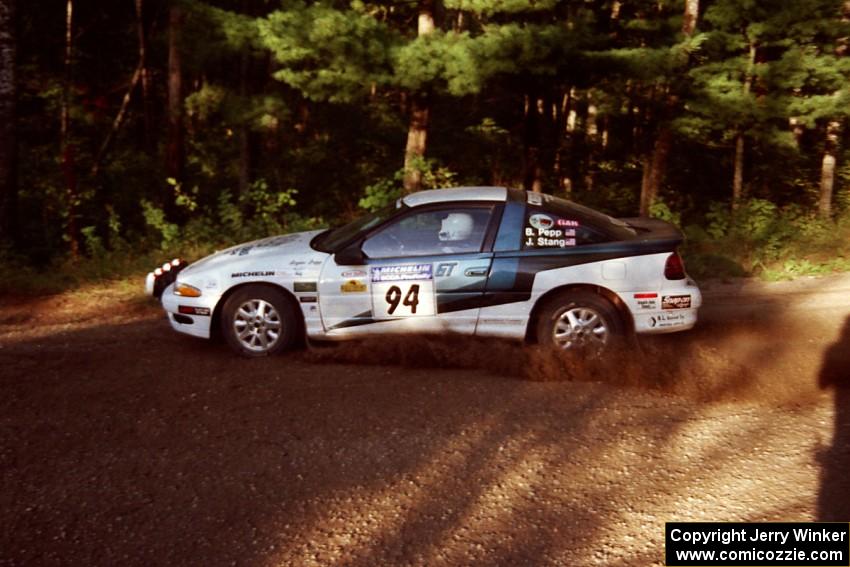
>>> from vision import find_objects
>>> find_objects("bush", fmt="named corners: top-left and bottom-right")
top-left (359, 156), bottom-right (458, 212)
top-left (682, 199), bottom-right (850, 280)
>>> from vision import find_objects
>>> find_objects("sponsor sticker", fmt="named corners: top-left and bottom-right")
top-left (299, 296), bottom-right (317, 303)
top-left (556, 218), bottom-right (580, 227)
top-left (634, 292), bottom-right (659, 310)
top-left (524, 216), bottom-right (579, 249)
top-left (650, 312), bottom-right (687, 328)
top-left (231, 271), bottom-right (275, 278)
top-left (662, 295), bottom-right (692, 310)
top-left (371, 263), bottom-right (433, 283)
top-left (342, 270), bottom-right (367, 278)
top-left (229, 245), bottom-right (253, 256)
top-left (527, 192), bottom-right (543, 206)
top-left (293, 281), bottom-right (318, 292)
top-left (528, 213), bottom-right (554, 230)
top-left (371, 264), bottom-right (436, 318)
top-left (289, 258), bottom-right (323, 267)
top-left (340, 279), bottom-right (367, 293)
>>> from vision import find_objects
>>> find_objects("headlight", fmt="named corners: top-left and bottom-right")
top-left (173, 282), bottom-right (202, 297)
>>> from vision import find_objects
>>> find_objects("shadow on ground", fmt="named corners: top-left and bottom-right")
top-left (818, 316), bottom-right (850, 521)
top-left (0, 296), bottom-right (840, 565)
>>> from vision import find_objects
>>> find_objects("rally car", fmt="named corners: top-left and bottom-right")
top-left (145, 187), bottom-right (701, 357)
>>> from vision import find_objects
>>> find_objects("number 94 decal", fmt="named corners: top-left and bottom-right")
top-left (372, 280), bottom-right (436, 318)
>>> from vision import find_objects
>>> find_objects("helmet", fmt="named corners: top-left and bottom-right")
top-left (438, 213), bottom-right (474, 242)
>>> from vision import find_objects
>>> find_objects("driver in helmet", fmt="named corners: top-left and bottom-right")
top-left (438, 212), bottom-right (476, 253)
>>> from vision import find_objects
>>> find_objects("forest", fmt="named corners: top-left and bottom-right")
top-left (2, 0), bottom-right (850, 288)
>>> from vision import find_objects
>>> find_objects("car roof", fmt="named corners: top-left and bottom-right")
top-left (401, 187), bottom-right (508, 208)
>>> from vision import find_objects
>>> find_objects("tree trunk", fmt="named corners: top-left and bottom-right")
top-left (0, 0), bottom-right (16, 244)
top-left (640, 127), bottom-right (672, 215)
top-left (166, 4), bottom-right (184, 188)
top-left (819, 153), bottom-right (836, 219)
top-left (403, 94), bottom-right (430, 192)
top-left (732, 39), bottom-right (756, 209)
top-left (732, 133), bottom-right (745, 207)
top-left (402, 0), bottom-right (435, 193)
top-left (135, 0), bottom-right (154, 155)
top-left (554, 89), bottom-right (572, 194)
top-left (682, 0), bottom-right (699, 35)
top-left (61, 0), bottom-right (78, 258)
top-left (238, 48), bottom-right (250, 195)
top-left (819, 121), bottom-right (841, 218)
top-left (638, 0), bottom-right (699, 216)
top-left (523, 93), bottom-right (544, 193)
top-left (91, 63), bottom-right (142, 177)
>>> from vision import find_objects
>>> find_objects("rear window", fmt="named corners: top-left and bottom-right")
top-left (521, 193), bottom-right (636, 250)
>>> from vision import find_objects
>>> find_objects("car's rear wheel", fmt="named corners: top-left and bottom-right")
top-left (221, 285), bottom-right (298, 357)
top-left (536, 291), bottom-right (623, 356)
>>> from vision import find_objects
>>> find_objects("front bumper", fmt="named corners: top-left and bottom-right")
top-left (160, 283), bottom-right (219, 339)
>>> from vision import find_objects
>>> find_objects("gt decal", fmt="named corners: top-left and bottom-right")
top-left (436, 262), bottom-right (457, 277)
top-left (371, 264), bottom-right (435, 318)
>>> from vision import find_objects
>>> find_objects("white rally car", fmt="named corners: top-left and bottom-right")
top-left (145, 187), bottom-right (701, 356)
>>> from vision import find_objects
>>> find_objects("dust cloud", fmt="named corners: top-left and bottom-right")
top-left (305, 325), bottom-right (827, 406)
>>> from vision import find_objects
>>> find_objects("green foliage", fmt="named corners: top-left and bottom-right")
top-left (142, 200), bottom-right (181, 251)
top-left (359, 176), bottom-right (403, 213)
top-left (648, 200), bottom-right (681, 227)
top-left (9, 0), bottom-right (850, 288)
top-left (258, 1), bottom-right (396, 103)
top-left (143, 179), bottom-right (322, 254)
top-left (683, 199), bottom-right (850, 280)
top-left (80, 226), bottom-right (106, 258)
top-left (359, 157), bottom-right (458, 212)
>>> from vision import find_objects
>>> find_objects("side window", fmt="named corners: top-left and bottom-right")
top-left (522, 206), bottom-right (607, 250)
top-left (362, 206), bottom-right (493, 259)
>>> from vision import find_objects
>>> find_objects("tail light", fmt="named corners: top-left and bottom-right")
top-left (664, 252), bottom-right (686, 280)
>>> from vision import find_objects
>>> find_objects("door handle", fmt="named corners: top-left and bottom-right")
top-left (464, 266), bottom-right (489, 277)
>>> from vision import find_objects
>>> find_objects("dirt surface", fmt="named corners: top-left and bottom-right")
top-left (2, 275), bottom-right (850, 566)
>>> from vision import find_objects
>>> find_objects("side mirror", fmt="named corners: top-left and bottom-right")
top-left (334, 243), bottom-right (365, 265)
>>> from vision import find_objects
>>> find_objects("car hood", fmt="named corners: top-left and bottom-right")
top-left (180, 229), bottom-right (329, 278)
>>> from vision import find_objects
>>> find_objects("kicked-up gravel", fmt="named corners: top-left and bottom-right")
top-left (1, 279), bottom-right (849, 566)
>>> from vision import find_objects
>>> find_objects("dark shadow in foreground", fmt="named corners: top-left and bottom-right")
top-left (818, 316), bottom-right (850, 521)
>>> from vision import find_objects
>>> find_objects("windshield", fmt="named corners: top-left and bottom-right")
top-left (312, 203), bottom-right (402, 252)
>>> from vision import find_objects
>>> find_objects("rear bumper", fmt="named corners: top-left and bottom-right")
top-left (160, 283), bottom-right (217, 339)
top-left (627, 282), bottom-right (703, 334)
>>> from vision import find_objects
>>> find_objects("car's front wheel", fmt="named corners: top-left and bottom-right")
top-left (221, 285), bottom-right (299, 357)
top-left (536, 291), bottom-right (623, 356)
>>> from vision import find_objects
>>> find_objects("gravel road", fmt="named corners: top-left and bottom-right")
top-left (2, 275), bottom-right (850, 566)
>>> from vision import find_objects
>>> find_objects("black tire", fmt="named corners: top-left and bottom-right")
top-left (535, 290), bottom-right (624, 355)
top-left (220, 285), bottom-right (299, 357)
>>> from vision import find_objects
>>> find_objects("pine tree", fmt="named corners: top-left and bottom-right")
top-left (0, 0), bottom-right (15, 243)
